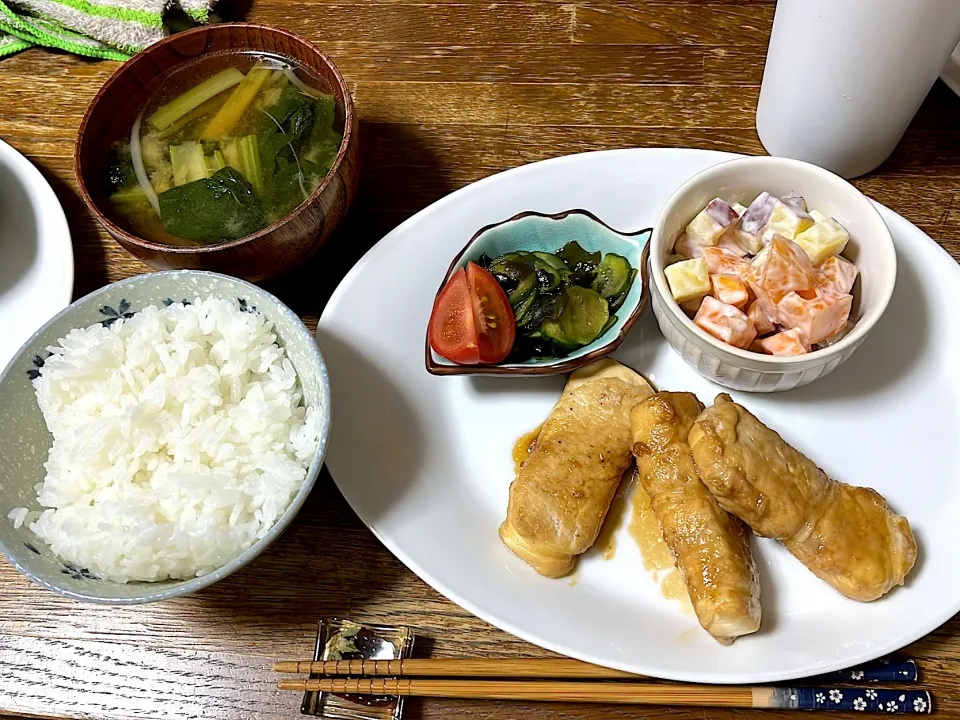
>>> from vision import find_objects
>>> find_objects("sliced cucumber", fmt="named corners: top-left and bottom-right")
top-left (593, 253), bottom-right (633, 300)
top-left (508, 271), bottom-right (537, 307)
top-left (556, 287), bottom-right (609, 346)
top-left (540, 317), bottom-right (576, 349)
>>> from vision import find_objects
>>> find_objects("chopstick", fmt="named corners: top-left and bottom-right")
top-left (277, 678), bottom-right (932, 712)
top-left (273, 657), bottom-right (919, 683)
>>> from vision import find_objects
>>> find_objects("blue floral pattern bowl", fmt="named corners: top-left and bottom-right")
top-left (0, 270), bottom-right (330, 604)
top-left (425, 209), bottom-right (651, 376)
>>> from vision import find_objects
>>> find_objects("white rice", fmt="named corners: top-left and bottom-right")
top-left (17, 296), bottom-right (321, 583)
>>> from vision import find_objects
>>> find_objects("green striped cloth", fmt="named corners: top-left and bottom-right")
top-left (0, 0), bottom-right (216, 60)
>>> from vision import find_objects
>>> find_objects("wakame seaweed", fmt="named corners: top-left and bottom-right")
top-left (158, 167), bottom-right (266, 243)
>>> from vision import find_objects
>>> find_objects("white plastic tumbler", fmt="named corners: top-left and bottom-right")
top-left (756, 0), bottom-right (960, 178)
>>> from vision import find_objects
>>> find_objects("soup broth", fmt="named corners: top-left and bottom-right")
top-left (105, 51), bottom-right (345, 246)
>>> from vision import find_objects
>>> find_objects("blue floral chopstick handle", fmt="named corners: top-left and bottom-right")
top-left (768, 687), bottom-right (932, 713)
top-left (820, 659), bottom-right (918, 683)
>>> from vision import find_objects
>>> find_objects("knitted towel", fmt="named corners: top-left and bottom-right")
top-left (0, 0), bottom-right (216, 60)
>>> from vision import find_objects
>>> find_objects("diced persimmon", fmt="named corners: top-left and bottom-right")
top-left (757, 328), bottom-right (810, 356)
top-left (694, 296), bottom-right (757, 349)
top-left (748, 234), bottom-right (817, 309)
top-left (777, 290), bottom-right (853, 345)
top-left (747, 301), bottom-right (776, 336)
top-left (702, 246), bottom-right (749, 277)
top-left (710, 274), bottom-right (750, 309)
top-left (765, 235), bottom-right (817, 297)
top-left (816, 255), bottom-right (858, 295)
top-left (743, 264), bottom-right (777, 325)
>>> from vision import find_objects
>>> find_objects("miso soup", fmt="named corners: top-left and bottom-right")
top-left (105, 51), bottom-right (345, 246)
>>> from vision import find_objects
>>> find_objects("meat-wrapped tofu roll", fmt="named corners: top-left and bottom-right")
top-left (689, 394), bottom-right (917, 602)
top-left (500, 359), bottom-right (653, 578)
top-left (631, 392), bottom-right (761, 644)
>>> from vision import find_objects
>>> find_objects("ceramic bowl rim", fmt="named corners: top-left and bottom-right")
top-left (0, 270), bottom-right (331, 604)
top-left (650, 155), bottom-right (897, 366)
top-left (424, 208), bottom-right (651, 376)
top-left (73, 23), bottom-right (356, 256)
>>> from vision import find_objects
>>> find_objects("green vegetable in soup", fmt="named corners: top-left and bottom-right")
top-left (202, 65), bottom-right (273, 140)
top-left (239, 136), bottom-right (264, 195)
top-left (158, 167), bottom-right (266, 243)
top-left (107, 146), bottom-right (138, 192)
top-left (147, 68), bottom-right (245, 131)
top-left (170, 141), bottom-right (209, 186)
top-left (109, 186), bottom-right (152, 214)
top-left (206, 150), bottom-right (226, 173)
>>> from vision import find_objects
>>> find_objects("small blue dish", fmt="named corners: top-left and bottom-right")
top-left (425, 209), bottom-right (651, 376)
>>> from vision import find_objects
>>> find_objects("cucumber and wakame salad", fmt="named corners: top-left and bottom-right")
top-left (477, 241), bottom-right (636, 362)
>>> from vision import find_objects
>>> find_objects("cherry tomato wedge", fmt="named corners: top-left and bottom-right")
top-left (429, 267), bottom-right (480, 364)
top-left (466, 261), bottom-right (516, 363)
top-left (429, 262), bottom-right (516, 364)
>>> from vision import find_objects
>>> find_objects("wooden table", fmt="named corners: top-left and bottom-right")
top-left (2, 1), bottom-right (960, 718)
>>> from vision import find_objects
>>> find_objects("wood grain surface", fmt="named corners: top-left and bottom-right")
top-left (1, 0), bottom-right (960, 718)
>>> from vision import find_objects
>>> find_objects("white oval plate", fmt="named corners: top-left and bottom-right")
top-left (0, 140), bottom-right (73, 367)
top-left (317, 148), bottom-right (960, 683)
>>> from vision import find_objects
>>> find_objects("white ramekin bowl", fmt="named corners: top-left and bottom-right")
top-left (650, 155), bottom-right (897, 392)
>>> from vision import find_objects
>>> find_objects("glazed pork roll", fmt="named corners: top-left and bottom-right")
top-left (689, 394), bottom-right (917, 602)
top-left (630, 392), bottom-right (761, 644)
top-left (499, 359), bottom-right (653, 578)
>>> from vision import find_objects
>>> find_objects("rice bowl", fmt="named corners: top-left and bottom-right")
top-left (15, 296), bottom-right (321, 583)
top-left (0, 270), bottom-right (329, 603)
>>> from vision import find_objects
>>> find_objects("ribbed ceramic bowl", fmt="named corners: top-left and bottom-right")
top-left (650, 156), bottom-right (896, 392)
top-left (0, 271), bottom-right (330, 603)
top-left (426, 209), bottom-right (651, 376)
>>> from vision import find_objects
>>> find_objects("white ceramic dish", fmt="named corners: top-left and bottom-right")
top-left (650, 155), bottom-right (896, 392)
top-left (317, 148), bottom-right (960, 683)
top-left (0, 140), bottom-right (73, 367)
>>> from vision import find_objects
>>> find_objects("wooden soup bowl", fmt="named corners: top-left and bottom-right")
top-left (75, 24), bottom-right (360, 282)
